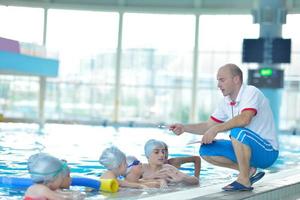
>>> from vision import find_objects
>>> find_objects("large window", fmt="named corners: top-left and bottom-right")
top-left (46, 9), bottom-right (118, 122)
top-left (0, 5), bottom-right (298, 129)
top-left (121, 13), bottom-right (195, 123)
top-left (197, 15), bottom-right (258, 121)
top-left (0, 6), bottom-right (44, 119)
top-left (281, 14), bottom-right (300, 130)
top-left (0, 6), bottom-right (44, 43)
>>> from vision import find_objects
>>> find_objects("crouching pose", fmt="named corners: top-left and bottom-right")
top-left (169, 64), bottom-right (279, 191)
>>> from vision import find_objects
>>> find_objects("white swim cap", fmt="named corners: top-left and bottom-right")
top-left (99, 146), bottom-right (126, 170)
top-left (28, 153), bottom-right (68, 184)
top-left (126, 155), bottom-right (140, 174)
top-left (144, 139), bottom-right (165, 158)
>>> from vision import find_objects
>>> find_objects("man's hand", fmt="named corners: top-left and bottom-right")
top-left (169, 123), bottom-right (185, 136)
top-left (201, 126), bottom-right (218, 144)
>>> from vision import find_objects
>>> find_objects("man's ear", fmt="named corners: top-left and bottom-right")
top-left (233, 75), bottom-right (240, 84)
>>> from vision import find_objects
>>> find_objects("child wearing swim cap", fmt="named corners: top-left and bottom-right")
top-left (161, 141), bottom-right (201, 178)
top-left (128, 139), bottom-right (199, 185)
top-left (99, 146), bottom-right (151, 189)
top-left (125, 155), bottom-right (167, 189)
top-left (24, 153), bottom-right (84, 200)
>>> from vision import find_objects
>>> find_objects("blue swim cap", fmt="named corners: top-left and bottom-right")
top-left (28, 153), bottom-right (68, 184)
top-left (144, 139), bottom-right (165, 158)
top-left (99, 146), bottom-right (126, 170)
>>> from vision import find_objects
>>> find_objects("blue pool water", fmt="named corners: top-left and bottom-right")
top-left (0, 123), bottom-right (298, 199)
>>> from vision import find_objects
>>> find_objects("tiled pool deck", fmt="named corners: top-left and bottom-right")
top-left (140, 166), bottom-right (300, 200)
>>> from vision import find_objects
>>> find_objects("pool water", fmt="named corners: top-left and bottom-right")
top-left (0, 123), bottom-right (298, 199)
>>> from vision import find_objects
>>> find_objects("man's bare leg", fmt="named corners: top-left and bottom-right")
top-left (201, 154), bottom-right (256, 178)
top-left (231, 138), bottom-right (251, 187)
top-left (201, 156), bottom-right (238, 170)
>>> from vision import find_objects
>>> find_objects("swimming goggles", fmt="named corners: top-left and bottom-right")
top-left (127, 160), bottom-right (140, 168)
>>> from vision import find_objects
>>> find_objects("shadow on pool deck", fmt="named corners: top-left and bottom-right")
top-left (139, 166), bottom-right (300, 200)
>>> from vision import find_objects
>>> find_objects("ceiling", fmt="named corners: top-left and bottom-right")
top-left (0, 0), bottom-right (300, 14)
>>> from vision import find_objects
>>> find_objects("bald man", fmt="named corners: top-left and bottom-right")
top-left (169, 63), bottom-right (279, 191)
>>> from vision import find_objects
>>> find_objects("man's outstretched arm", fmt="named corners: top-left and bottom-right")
top-left (169, 118), bottom-right (218, 136)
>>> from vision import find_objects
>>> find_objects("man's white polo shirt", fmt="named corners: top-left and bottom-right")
top-left (211, 84), bottom-right (279, 150)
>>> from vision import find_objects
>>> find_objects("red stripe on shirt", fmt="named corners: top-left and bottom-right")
top-left (242, 108), bottom-right (257, 115)
top-left (210, 116), bottom-right (223, 123)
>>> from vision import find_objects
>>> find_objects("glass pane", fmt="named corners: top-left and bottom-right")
top-left (0, 6), bottom-right (44, 119)
top-left (197, 15), bottom-right (258, 121)
top-left (283, 14), bottom-right (300, 76)
top-left (46, 9), bottom-right (119, 122)
top-left (0, 6), bottom-right (44, 44)
top-left (121, 13), bottom-right (195, 123)
top-left (0, 76), bottom-right (39, 119)
top-left (281, 14), bottom-right (300, 130)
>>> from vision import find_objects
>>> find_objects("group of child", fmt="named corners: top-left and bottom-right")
top-left (24, 139), bottom-right (201, 199)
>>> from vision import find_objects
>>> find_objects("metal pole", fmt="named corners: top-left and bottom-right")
top-left (253, 0), bottom-right (286, 131)
top-left (190, 14), bottom-right (199, 123)
top-left (38, 8), bottom-right (48, 129)
top-left (113, 12), bottom-right (123, 123)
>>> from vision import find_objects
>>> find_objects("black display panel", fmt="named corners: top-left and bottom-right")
top-left (242, 39), bottom-right (265, 63)
top-left (242, 38), bottom-right (291, 64)
top-left (272, 38), bottom-right (291, 63)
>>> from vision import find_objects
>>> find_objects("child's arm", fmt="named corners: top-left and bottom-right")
top-left (100, 170), bottom-right (145, 189)
top-left (125, 165), bottom-right (143, 182)
top-left (176, 171), bottom-right (199, 185)
top-left (168, 156), bottom-right (201, 177)
top-left (118, 179), bottom-right (149, 189)
top-left (139, 179), bottom-right (168, 189)
top-left (100, 170), bottom-right (146, 189)
top-left (100, 170), bottom-right (117, 179)
top-left (161, 164), bottom-right (199, 185)
top-left (25, 184), bottom-right (76, 200)
top-left (166, 169), bottom-right (199, 185)
top-left (126, 166), bottom-right (167, 188)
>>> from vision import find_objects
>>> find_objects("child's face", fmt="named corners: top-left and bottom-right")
top-left (48, 174), bottom-right (65, 190)
top-left (50, 161), bottom-right (70, 189)
top-left (61, 170), bottom-right (71, 189)
top-left (149, 148), bottom-right (167, 165)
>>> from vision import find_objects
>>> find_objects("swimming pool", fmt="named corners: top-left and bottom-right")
top-left (0, 123), bottom-right (298, 199)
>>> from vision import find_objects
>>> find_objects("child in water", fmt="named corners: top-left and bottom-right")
top-left (126, 139), bottom-right (199, 185)
top-left (24, 152), bottom-right (84, 200)
top-left (99, 146), bottom-right (160, 189)
top-left (125, 155), bottom-right (167, 188)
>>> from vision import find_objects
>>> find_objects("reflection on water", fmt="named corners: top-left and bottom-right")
top-left (0, 123), bottom-right (299, 199)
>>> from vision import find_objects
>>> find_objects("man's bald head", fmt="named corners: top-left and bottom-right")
top-left (219, 63), bottom-right (243, 84)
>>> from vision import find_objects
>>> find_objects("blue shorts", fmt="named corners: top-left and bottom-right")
top-left (199, 127), bottom-right (279, 169)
